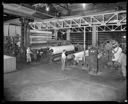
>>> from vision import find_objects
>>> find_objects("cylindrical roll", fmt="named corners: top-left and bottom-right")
top-left (74, 50), bottom-right (89, 61)
top-left (49, 45), bottom-right (75, 55)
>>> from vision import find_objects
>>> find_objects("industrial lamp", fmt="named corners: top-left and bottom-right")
top-left (46, 6), bottom-right (49, 11)
top-left (82, 3), bottom-right (86, 8)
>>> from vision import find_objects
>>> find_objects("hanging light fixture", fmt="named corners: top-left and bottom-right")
top-left (45, 4), bottom-right (50, 11)
top-left (46, 6), bottom-right (49, 11)
top-left (123, 36), bottom-right (126, 39)
top-left (82, 3), bottom-right (86, 8)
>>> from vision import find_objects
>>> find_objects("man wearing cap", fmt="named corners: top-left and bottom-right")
top-left (111, 41), bottom-right (122, 63)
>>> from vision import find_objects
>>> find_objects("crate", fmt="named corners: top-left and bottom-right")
top-left (4, 55), bottom-right (16, 73)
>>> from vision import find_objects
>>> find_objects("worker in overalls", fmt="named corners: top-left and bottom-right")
top-left (111, 41), bottom-right (122, 63)
top-left (26, 46), bottom-right (32, 64)
top-left (61, 50), bottom-right (66, 71)
top-left (111, 40), bottom-right (123, 72)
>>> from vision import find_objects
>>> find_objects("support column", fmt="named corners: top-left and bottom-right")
top-left (83, 26), bottom-right (86, 66)
top-left (24, 18), bottom-right (30, 48)
top-left (20, 18), bottom-right (30, 55)
top-left (92, 25), bottom-right (99, 74)
top-left (20, 18), bottom-right (25, 51)
top-left (66, 29), bottom-right (70, 41)
top-left (24, 21), bottom-right (27, 47)
top-left (26, 24), bottom-right (30, 47)
top-left (54, 29), bottom-right (58, 40)
top-left (92, 25), bottom-right (98, 47)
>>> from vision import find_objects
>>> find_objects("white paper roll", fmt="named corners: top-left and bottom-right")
top-left (49, 45), bottom-right (75, 54)
top-left (74, 50), bottom-right (89, 61)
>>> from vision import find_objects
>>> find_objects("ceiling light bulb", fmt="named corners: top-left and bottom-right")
top-left (82, 3), bottom-right (86, 8)
top-left (123, 36), bottom-right (126, 38)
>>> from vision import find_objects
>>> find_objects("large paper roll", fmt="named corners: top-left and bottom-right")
top-left (74, 50), bottom-right (89, 61)
top-left (49, 45), bottom-right (75, 55)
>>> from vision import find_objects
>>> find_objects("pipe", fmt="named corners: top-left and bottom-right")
top-left (3, 3), bottom-right (55, 19)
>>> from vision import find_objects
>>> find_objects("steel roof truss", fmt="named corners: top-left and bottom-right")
top-left (63, 20), bottom-right (71, 27)
top-left (105, 14), bottom-right (117, 24)
top-left (80, 18), bottom-right (90, 26)
top-left (29, 11), bottom-right (126, 31)
top-left (92, 16), bottom-right (102, 24)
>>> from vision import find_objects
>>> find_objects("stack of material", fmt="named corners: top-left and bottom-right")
top-left (4, 55), bottom-right (16, 73)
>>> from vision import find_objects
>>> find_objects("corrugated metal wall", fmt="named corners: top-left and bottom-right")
top-left (70, 31), bottom-right (126, 45)
top-left (70, 32), bottom-right (92, 45)
top-left (4, 24), bottom-right (21, 36)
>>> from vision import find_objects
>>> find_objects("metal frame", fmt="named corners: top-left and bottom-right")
top-left (29, 10), bottom-right (126, 32)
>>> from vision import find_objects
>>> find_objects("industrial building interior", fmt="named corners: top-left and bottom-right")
top-left (3, 2), bottom-right (127, 101)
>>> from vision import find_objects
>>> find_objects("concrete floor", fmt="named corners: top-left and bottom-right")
top-left (4, 60), bottom-right (126, 101)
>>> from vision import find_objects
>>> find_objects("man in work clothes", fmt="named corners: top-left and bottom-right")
top-left (61, 50), bottom-right (66, 71)
top-left (112, 42), bottom-right (122, 63)
top-left (111, 41), bottom-right (126, 78)
top-left (26, 46), bottom-right (32, 64)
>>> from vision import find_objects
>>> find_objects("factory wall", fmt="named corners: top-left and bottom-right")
top-left (4, 24), bottom-right (21, 36)
top-left (70, 31), bottom-right (126, 45)
top-left (98, 32), bottom-right (126, 44)
top-left (70, 32), bottom-right (92, 45)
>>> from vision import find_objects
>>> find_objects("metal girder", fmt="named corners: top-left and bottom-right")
top-left (56, 3), bottom-right (69, 10)
top-left (97, 24), bottom-right (126, 32)
top-left (69, 24), bottom-right (126, 32)
top-left (29, 10), bottom-right (126, 31)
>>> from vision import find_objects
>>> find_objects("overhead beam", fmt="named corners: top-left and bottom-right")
top-left (4, 9), bottom-right (36, 19)
top-left (29, 10), bottom-right (126, 32)
top-left (3, 3), bottom-right (55, 20)
top-left (35, 10), bottom-right (55, 18)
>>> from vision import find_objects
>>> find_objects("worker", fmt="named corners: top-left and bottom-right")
top-left (111, 41), bottom-right (122, 63)
top-left (61, 50), bottom-right (66, 71)
top-left (26, 46), bottom-right (32, 64)
top-left (111, 40), bottom-right (126, 79)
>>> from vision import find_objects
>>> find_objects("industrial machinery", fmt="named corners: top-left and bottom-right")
top-left (29, 30), bottom-right (75, 62)
top-left (49, 45), bottom-right (74, 55)
top-left (49, 45), bottom-right (75, 62)
top-left (30, 30), bottom-right (53, 49)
